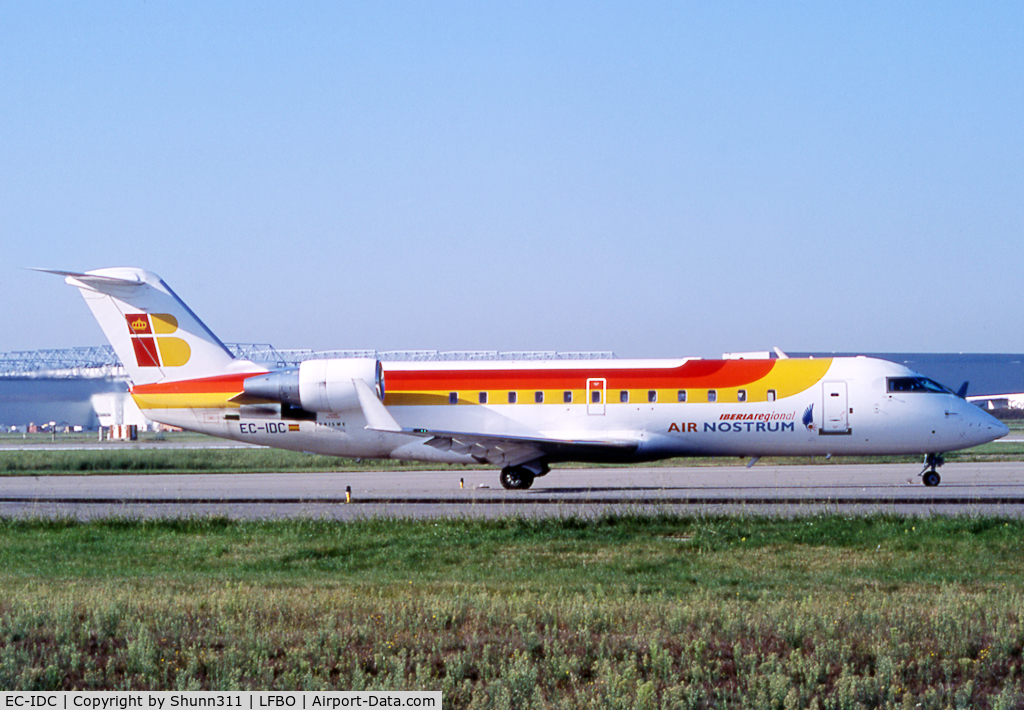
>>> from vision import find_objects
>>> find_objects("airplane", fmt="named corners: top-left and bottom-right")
top-left (40, 267), bottom-right (1009, 489)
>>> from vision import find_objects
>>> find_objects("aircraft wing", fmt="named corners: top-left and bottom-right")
top-left (417, 431), bottom-right (544, 467)
top-left (355, 377), bottom-right (640, 466)
top-left (403, 428), bottom-right (640, 467)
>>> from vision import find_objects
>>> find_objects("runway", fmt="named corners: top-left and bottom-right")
top-left (1, 462), bottom-right (1023, 519)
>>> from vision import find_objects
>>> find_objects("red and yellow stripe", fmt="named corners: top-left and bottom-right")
top-left (129, 359), bottom-right (834, 411)
top-left (383, 359), bottom-right (833, 406)
top-left (131, 372), bottom-right (259, 409)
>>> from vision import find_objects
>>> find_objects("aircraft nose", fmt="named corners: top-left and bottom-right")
top-left (970, 404), bottom-right (1009, 443)
top-left (994, 417), bottom-right (1010, 439)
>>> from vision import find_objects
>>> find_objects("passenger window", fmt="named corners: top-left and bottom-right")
top-left (648, 390), bottom-right (657, 403)
top-left (479, 392), bottom-right (487, 404)
top-left (708, 390), bottom-right (717, 403)
top-left (508, 391), bottom-right (517, 404)
top-left (767, 390), bottom-right (776, 402)
top-left (677, 390), bottom-right (687, 402)
top-left (591, 390), bottom-right (601, 403)
top-left (620, 390), bottom-right (629, 403)
top-left (535, 391), bottom-right (544, 403)
top-left (448, 392), bottom-right (458, 405)
top-left (564, 391), bottom-right (573, 403)
top-left (737, 390), bottom-right (747, 402)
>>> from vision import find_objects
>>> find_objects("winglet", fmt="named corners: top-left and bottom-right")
top-left (352, 378), bottom-right (402, 432)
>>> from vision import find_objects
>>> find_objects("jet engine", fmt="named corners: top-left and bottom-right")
top-left (243, 358), bottom-right (384, 413)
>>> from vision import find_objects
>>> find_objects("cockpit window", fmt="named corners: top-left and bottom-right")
top-left (887, 377), bottom-right (953, 395)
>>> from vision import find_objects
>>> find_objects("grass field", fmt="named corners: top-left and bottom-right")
top-left (2, 514), bottom-right (1024, 707)
top-left (3, 430), bottom-right (1023, 705)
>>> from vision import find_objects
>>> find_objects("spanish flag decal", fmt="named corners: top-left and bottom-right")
top-left (125, 313), bottom-right (191, 367)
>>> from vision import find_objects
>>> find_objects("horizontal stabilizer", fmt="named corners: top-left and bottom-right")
top-left (29, 268), bottom-right (144, 289)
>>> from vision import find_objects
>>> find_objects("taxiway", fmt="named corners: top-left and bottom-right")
top-left (1, 462), bottom-right (1022, 519)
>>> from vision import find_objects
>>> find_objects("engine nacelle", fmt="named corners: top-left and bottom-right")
top-left (299, 358), bottom-right (384, 412)
top-left (243, 358), bottom-right (384, 413)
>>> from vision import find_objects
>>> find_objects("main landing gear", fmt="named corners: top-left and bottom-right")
top-left (499, 462), bottom-right (550, 490)
top-left (920, 453), bottom-right (945, 487)
top-left (499, 467), bottom-right (534, 490)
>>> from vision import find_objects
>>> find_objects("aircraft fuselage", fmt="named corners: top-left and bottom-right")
top-left (143, 355), bottom-right (1006, 464)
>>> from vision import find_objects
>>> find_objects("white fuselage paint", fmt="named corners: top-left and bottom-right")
top-left (144, 356), bottom-right (1007, 464)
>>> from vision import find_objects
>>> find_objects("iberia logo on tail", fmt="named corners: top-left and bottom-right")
top-left (125, 313), bottom-right (191, 367)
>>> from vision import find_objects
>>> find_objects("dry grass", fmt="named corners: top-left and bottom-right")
top-left (1, 515), bottom-right (1023, 707)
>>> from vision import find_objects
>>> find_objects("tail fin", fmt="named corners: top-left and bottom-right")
top-left (39, 267), bottom-right (246, 386)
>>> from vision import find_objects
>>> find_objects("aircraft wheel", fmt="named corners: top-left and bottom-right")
top-left (922, 471), bottom-right (941, 487)
top-left (499, 466), bottom-right (535, 490)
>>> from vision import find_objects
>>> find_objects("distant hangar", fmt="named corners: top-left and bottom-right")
top-left (2, 346), bottom-right (1022, 432)
top-left (0, 345), bottom-right (615, 431)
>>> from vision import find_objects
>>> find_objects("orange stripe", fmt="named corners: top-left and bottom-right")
top-left (385, 360), bottom-right (776, 392)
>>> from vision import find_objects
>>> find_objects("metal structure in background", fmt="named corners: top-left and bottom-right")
top-left (3, 346), bottom-right (1023, 429)
top-left (4, 347), bottom-right (1023, 403)
top-left (0, 345), bottom-right (617, 378)
top-left (0, 346), bottom-right (123, 378)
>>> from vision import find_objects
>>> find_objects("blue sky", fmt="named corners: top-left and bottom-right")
top-left (2, 2), bottom-right (1022, 358)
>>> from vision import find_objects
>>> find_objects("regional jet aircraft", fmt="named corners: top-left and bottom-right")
top-left (42, 268), bottom-right (1008, 488)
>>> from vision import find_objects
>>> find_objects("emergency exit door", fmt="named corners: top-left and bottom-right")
top-left (587, 378), bottom-right (606, 415)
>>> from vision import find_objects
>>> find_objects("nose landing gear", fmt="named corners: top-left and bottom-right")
top-left (920, 453), bottom-right (945, 487)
